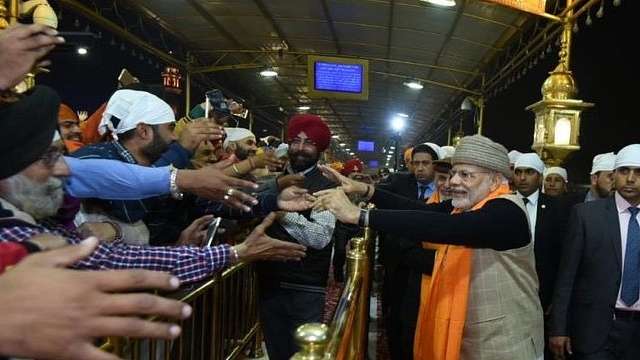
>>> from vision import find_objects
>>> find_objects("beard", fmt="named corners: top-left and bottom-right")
top-left (451, 176), bottom-right (493, 211)
top-left (141, 127), bottom-right (171, 162)
top-left (3, 174), bottom-right (64, 219)
top-left (595, 184), bottom-right (612, 198)
top-left (235, 146), bottom-right (253, 161)
top-left (288, 149), bottom-right (320, 172)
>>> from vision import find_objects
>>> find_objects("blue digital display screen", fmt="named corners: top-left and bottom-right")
top-left (357, 140), bottom-right (375, 152)
top-left (314, 62), bottom-right (363, 93)
top-left (369, 160), bottom-right (379, 168)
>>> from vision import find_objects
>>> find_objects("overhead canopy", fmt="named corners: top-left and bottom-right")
top-left (56, 0), bottom-right (584, 166)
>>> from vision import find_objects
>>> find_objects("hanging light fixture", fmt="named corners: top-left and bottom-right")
top-left (526, 15), bottom-right (594, 167)
top-left (260, 67), bottom-right (278, 77)
top-left (403, 78), bottom-right (423, 90)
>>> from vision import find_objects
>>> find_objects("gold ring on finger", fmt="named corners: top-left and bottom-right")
top-left (226, 188), bottom-right (236, 197)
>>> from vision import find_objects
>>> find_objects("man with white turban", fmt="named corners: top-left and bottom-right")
top-left (222, 127), bottom-right (258, 161)
top-left (587, 152), bottom-right (617, 201)
top-left (71, 89), bottom-right (222, 245)
top-left (543, 166), bottom-right (569, 197)
top-left (549, 144), bottom-right (640, 359)
top-left (513, 153), bottom-right (572, 359)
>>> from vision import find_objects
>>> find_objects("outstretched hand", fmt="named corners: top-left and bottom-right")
top-left (177, 157), bottom-right (259, 212)
top-left (0, 237), bottom-right (192, 360)
top-left (276, 173), bottom-right (305, 190)
top-left (312, 188), bottom-right (360, 225)
top-left (277, 185), bottom-right (315, 212)
top-left (234, 213), bottom-right (307, 262)
top-left (317, 165), bottom-right (369, 196)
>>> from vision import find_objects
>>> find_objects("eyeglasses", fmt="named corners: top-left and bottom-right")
top-left (449, 170), bottom-right (493, 181)
top-left (41, 147), bottom-right (64, 168)
top-left (288, 137), bottom-right (317, 148)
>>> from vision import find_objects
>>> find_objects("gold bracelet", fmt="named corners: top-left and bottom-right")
top-left (232, 164), bottom-right (241, 175)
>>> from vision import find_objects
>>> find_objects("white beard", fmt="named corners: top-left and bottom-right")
top-left (3, 173), bottom-right (64, 219)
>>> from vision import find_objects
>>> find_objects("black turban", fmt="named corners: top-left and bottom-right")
top-left (0, 85), bottom-right (60, 179)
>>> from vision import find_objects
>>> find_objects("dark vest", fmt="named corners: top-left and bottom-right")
top-left (257, 166), bottom-right (337, 290)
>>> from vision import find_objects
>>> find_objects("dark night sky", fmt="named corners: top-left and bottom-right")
top-left (39, 1), bottom-right (639, 186)
top-left (484, 0), bottom-right (639, 183)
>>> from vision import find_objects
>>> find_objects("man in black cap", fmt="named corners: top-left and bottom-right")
top-left (0, 85), bottom-right (194, 359)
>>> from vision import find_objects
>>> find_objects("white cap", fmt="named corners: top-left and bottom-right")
top-left (514, 152), bottom-right (545, 174)
top-left (590, 152), bottom-right (616, 174)
top-left (223, 127), bottom-right (255, 149)
top-left (508, 150), bottom-right (523, 164)
top-left (440, 145), bottom-right (455, 159)
top-left (99, 89), bottom-right (175, 140)
top-left (423, 142), bottom-right (445, 160)
top-left (544, 166), bottom-right (568, 182)
top-left (614, 144), bottom-right (640, 169)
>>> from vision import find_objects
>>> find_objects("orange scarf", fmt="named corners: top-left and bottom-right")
top-left (413, 183), bottom-right (511, 360)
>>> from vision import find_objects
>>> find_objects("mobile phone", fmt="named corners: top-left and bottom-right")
top-left (53, 31), bottom-right (98, 53)
top-left (205, 89), bottom-right (229, 116)
top-left (201, 217), bottom-right (222, 247)
top-left (274, 143), bottom-right (289, 158)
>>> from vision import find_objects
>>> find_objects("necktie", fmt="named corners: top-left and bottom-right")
top-left (418, 185), bottom-right (427, 200)
top-left (522, 197), bottom-right (530, 205)
top-left (621, 207), bottom-right (640, 306)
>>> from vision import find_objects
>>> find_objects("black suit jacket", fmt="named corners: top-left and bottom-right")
top-left (548, 196), bottom-right (622, 353)
top-left (377, 172), bottom-right (420, 200)
top-left (376, 172), bottom-right (428, 271)
top-left (533, 193), bottom-right (571, 312)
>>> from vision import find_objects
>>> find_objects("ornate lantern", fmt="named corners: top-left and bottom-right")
top-left (525, 19), bottom-right (593, 166)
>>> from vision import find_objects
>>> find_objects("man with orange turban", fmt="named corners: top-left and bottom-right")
top-left (58, 103), bottom-right (84, 153)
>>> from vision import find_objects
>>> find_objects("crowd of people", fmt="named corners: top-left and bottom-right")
top-left (2, 22), bottom-right (640, 360)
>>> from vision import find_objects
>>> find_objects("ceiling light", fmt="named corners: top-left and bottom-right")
top-left (260, 67), bottom-right (278, 77)
top-left (297, 105), bottom-right (311, 111)
top-left (421, 0), bottom-right (457, 7)
top-left (403, 79), bottom-right (423, 90)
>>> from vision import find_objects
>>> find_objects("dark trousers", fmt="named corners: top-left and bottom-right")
top-left (572, 317), bottom-right (640, 360)
top-left (258, 287), bottom-right (325, 360)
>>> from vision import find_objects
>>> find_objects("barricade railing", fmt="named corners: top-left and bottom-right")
top-left (100, 221), bottom-right (263, 360)
top-left (292, 204), bottom-right (376, 360)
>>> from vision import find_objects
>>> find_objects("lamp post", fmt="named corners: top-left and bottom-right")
top-left (525, 3), bottom-right (593, 166)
